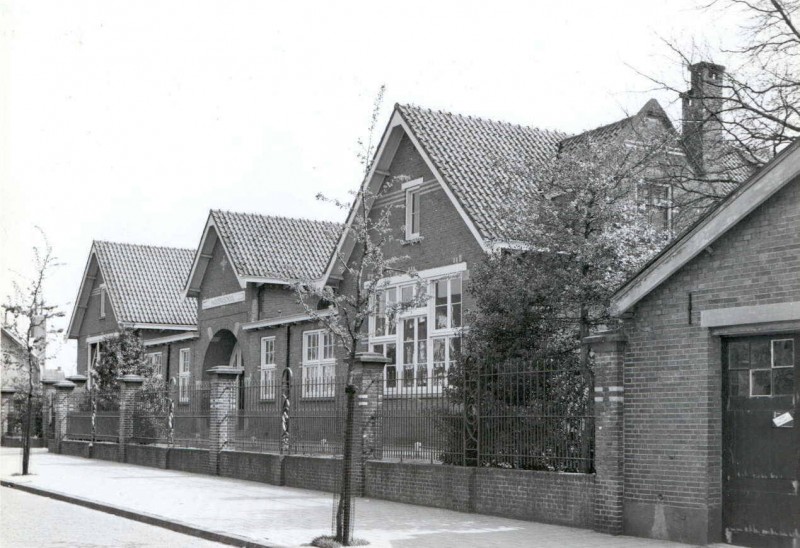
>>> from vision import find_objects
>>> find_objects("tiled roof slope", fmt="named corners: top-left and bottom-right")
top-left (397, 104), bottom-right (567, 242)
top-left (210, 210), bottom-right (342, 281)
top-left (94, 241), bottom-right (197, 327)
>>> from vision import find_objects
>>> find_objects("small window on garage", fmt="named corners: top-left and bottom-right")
top-left (727, 337), bottom-right (794, 398)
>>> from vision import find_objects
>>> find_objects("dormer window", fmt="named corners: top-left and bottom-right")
top-left (638, 182), bottom-right (672, 232)
top-left (99, 284), bottom-right (107, 319)
top-left (403, 178), bottom-right (423, 240)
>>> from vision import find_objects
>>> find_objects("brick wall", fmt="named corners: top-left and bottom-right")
top-left (167, 447), bottom-right (210, 474)
top-left (219, 450), bottom-right (284, 484)
top-left (125, 444), bottom-right (169, 469)
top-left (91, 441), bottom-right (121, 462)
top-left (621, 175), bottom-right (800, 544)
top-left (365, 461), bottom-right (595, 528)
top-left (60, 439), bottom-right (90, 458)
top-left (76, 267), bottom-right (119, 375)
top-left (283, 455), bottom-right (341, 492)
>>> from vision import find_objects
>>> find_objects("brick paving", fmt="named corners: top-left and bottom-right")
top-left (0, 448), bottom-right (730, 547)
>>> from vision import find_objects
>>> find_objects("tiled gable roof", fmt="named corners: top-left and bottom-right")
top-left (210, 210), bottom-right (342, 281)
top-left (397, 104), bottom-right (567, 242)
top-left (94, 241), bottom-right (197, 327)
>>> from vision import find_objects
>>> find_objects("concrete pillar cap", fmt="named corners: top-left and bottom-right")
top-left (582, 330), bottom-right (627, 345)
top-left (206, 366), bottom-right (244, 377)
top-left (54, 380), bottom-right (76, 390)
top-left (1, 387), bottom-right (17, 394)
top-left (117, 374), bottom-right (145, 384)
top-left (41, 379), bottom-right (57, 386)
top-left (66, 374), bottom-right (88, 383)
top-left (355, 351), bottom-right (392, 364)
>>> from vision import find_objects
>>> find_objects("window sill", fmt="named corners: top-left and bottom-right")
top-left (401, 236), bottom-right (424, 246)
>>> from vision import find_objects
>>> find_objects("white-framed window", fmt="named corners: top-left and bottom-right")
top-left (99, 285), bottom-right (107, 319)
top-left (432, 277), bottom-right (462, 330)
top-left (178, 348), bottom-right (191, 403)
top-left (145, 352), bottom-right (163, 376)
top-left (367, 265), bottom-right (466, 395)
top-left (260, 337), bottom-right (276, 400)
top-left (638, 182), bottom-right (672, 232)
top-left (403, 178), bottom-right (423, 240)
top-left (302, 330), bottom-right (335, 398)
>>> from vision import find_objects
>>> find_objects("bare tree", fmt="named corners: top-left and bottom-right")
top-left (2, 230), bottom-right (63, 475)
top-left (296, 87), bottom-right (424, 546)
top-left (644, 0), bottom-right (798, 175)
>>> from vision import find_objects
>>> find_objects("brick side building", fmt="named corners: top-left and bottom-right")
top-left (604, 140), bottom-right (800, 546)
top-left (66, 241), bottom-right (199, 384)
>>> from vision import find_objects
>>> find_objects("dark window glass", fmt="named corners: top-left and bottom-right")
top-left (772, 339), bottom-right (794, 367)
top-left (773, 367), bottom-right (794, 396)
top-left (751, 369), bottom-right (772, 396)
top-left (728, 341), bottom-right (750, 369)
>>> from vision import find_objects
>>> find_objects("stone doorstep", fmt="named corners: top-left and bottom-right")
top-left (0, 478), bottom-right (282, 548)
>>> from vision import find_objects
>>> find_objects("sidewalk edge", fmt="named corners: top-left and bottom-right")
top-left (0, 479), bottom-right (282, 548)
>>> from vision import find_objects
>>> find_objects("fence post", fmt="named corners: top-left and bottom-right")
top-left (40, 380), bottom-right (56, 445)
top-left (118, 374), bottom-right (145, 462)
top-left (584, 330), bottom-right (626, 535)
top-left (352, 352), bottom-right (389, 496)
top-left (207, 366), bottom-right (243, 475)
top-left (66, 375), bottom-right (88, 391)
top-left (53, 380), bottom-right (76, 453)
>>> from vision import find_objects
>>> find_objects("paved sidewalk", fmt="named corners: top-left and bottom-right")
top-left (1, 448), bottom-right (714, 548)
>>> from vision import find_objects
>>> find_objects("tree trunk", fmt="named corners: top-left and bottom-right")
top-left (22, 390), bottom-right (33, 475)
top-left (336, 383), bottom-right (356, 545)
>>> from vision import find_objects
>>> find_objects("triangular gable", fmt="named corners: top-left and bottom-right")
top-left (611, 139), bottom-right (800, 315)
top-left (322, 105), bottom-right (492, 285)
top-left (66, 243), bottom-right (121, 339)
top-left (184, 212), bottom-right (246, 298)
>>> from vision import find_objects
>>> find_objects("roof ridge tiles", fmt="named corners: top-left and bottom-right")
top-left (94, 240), bottom-right (195, 253)
top-left (397, 103), bottom-right (566, 137)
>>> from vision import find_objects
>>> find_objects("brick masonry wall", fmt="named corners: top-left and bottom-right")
top-left (621, 175), bottom-right (800, 544)
top-left (283, 455), bottom-right (341, 493)
top-left (125, 444), bottom-right (169, 469)
top-left (219, 450), bottom-right (284, 485)
top-left (91, 441), bottom-right (121, 462)
top-left (365, 461), bottom-right (595, 528)
top-left (60, 439), bottom-right (90, 458)
top-left (76, 267), bottom-right (119, 375)
top-left (167, 447), bottom-right (210, 474)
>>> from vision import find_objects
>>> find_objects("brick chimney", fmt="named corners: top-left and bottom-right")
top-left (681, 62), bottom-right (726, 174)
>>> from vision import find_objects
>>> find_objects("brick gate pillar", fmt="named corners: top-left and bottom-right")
top-left (584, 330), bottom-right (627, 535)
top-left (53, 380), bottom-right (76, 453)
top-left (207, 366), bottom-right (243, 475)
top-left (66, 375), bottom-right (88, 391)
top-left (118, 374), bottom-right (145, 461)
top-left (351, 352), bottom-right (389, 496)
top-left (40, 379), bottom-right (56, 445)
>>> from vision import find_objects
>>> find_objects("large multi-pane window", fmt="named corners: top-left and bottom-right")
top-left (638, 182), bottom-right (672, 232)
top-left (145, 352), bottom-right (163, 376)
top-left (260, 337), bottom-right (276, 400)
top-left (178, 348), bottom-right (191, 403)
top-left (369, 268), bottom-right (464, 394)
top-left (302, 330), bottom-right (335, 398)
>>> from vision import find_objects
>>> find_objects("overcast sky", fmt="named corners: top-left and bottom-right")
top-left (1, 0), bottom-right (750, 374)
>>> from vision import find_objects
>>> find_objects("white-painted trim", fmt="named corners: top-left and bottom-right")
top-left (66, 246), bottom-right (98, 339)
top-left (611, 141), bottom-right (800, 315)
top-left (201, 290), bottom-right (246, 310)
top-left (128, 323), bottom-right (198, 331)
top-left (142, 331), bottom-right (199, 347)
top-left (701, 302), bottom-right (800, 328)
top-left (86, 332), bottom-right (119, 344)
top-left (242, 309), bottom-right (335, 331)
top-left (365, 262), bottom-right (467, 289)
top-left (401, 177), bottom-right (424, 190)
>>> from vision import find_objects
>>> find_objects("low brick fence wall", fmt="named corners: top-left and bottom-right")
top-left (167, 447), bottom-right (210, 475)
top-left (91, 441), bottom-right (120, 462)
top-left (60, 439), bottom-right (90, 458)
top-left (219, 450), bottom-right (284, 485)
top-left (125, 444), bottom-right (169, 469)
top-left (0, 436), bottom-right (45, 448)
top-left (365, 461), bottom-right (595, 529)
top-left (283, 455), bottom-right (341, 493)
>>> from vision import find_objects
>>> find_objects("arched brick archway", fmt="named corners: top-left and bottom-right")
top-left (202, 329), bottom-right (238, 378)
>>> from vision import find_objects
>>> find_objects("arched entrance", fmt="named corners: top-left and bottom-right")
top-left (202, 329), bottom-right (239, 375)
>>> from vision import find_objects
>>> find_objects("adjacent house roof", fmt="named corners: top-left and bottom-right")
top-left (397, 104), bottom-right (567, 242)
top-left (67, 241), bottom-right (197, 338)
top-left (185, 210), bottom-right (342, 296)
top-left (610, 138), bottom-right (800, 315)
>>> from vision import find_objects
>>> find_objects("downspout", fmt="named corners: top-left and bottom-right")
top-left (165, 344), bottom-right (172, 382)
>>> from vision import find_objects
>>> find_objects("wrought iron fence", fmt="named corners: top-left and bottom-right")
top-left (382, 375), bottom-right (462, 463)
top-left (231, 376), bottom-right (282, 453)
top-left (4, 395), bottom-right (43, 438)
top-left (65, 388), bottom-right (120, 442)
top-left (132, 386), bottom-right (173, 445)
top-left (287, 375), bottom-right (345, 455)
top-left (173, 381), bottom-right (210, 449)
